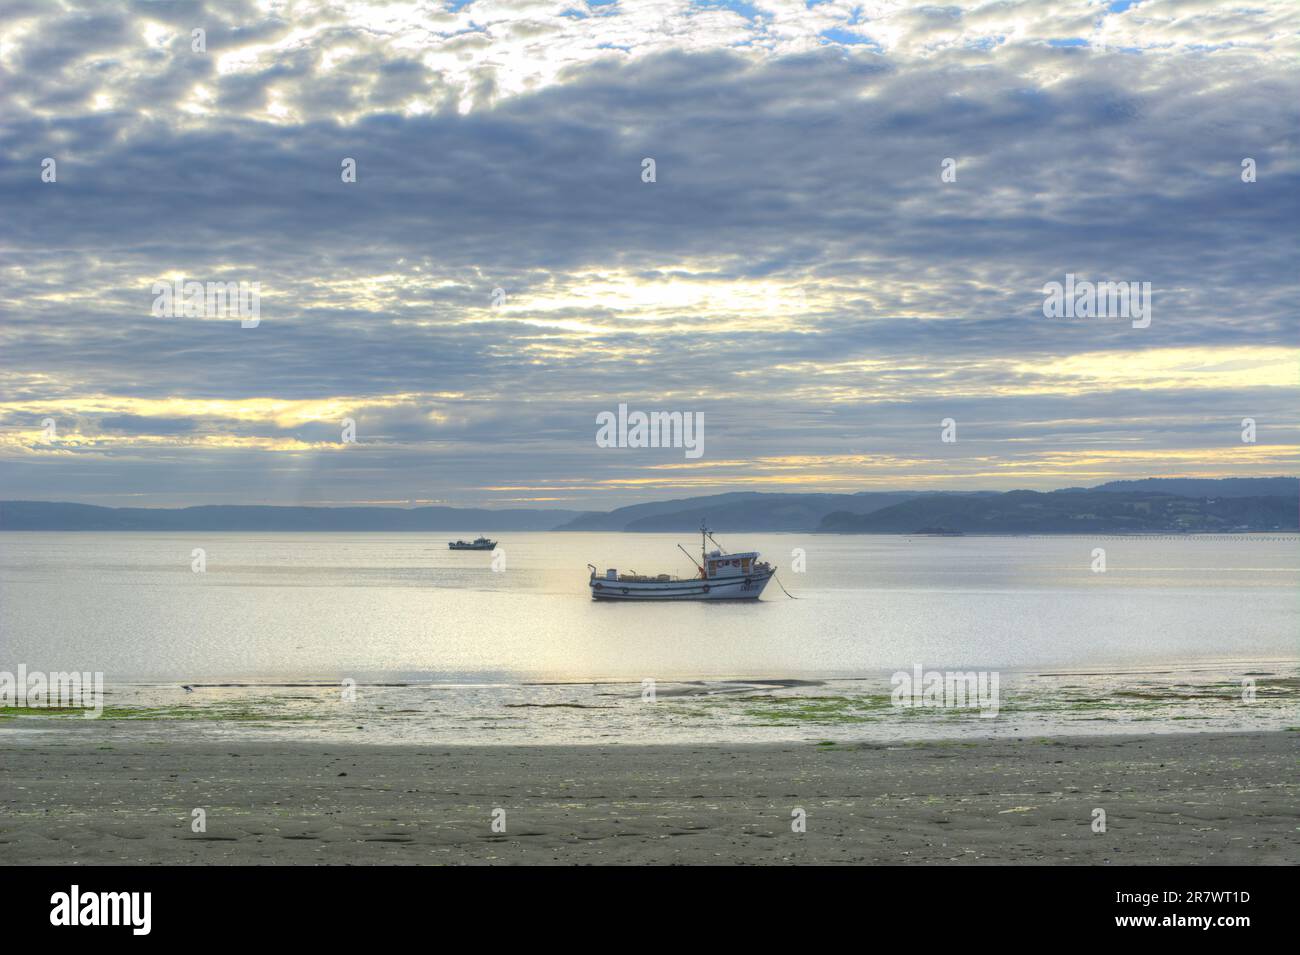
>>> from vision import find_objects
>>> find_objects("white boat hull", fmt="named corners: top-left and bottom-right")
top-left (590, 568), bottom-right (773, 601)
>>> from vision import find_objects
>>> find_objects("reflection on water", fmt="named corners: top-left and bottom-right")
top-left (1, 532), bottom-right (1295, 685)
top-left (2, 530), bottom-right (1296, 744)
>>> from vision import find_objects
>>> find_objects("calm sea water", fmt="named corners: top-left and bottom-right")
top-left (2, 532), bottom-right (1295, 681)
top-left (2, 532), bottom-right (1296, 743)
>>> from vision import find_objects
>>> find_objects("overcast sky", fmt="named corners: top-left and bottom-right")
top-left (1, 0), bottom-right (1296, 509)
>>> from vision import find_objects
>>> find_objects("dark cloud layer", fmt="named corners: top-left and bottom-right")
top-left (1, 1), bottom-right (1296, 506)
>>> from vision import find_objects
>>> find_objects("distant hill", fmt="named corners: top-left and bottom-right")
top-left (620, 493), bottom-right (921, 532)
top-left (818, 489), bottom-right (1298, 534)
top-left (0, 501), bottom-right (586, 532)
top-left (554, 492), bottom-right (775, 531)
top-left (4, 479), bottom-right (1294, 532)
top-left (557, 491), bottom-right (937, 533)
top-left (1087, 477), bottom-right (1299, 498)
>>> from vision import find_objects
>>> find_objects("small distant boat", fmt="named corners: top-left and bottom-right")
top-left (588, 525), bottom-right (774, 601)
top-left (449, 536), bottom-right (497, 550)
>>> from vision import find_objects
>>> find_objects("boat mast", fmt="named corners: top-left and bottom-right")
top-left (678, 543), bottom-right (704, 577)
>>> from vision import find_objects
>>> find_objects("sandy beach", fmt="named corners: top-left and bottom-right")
top-left (2, 731), bottom-right (1294, 865)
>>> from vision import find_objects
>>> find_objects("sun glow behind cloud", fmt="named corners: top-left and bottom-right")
top-left (0, 1), bottom-right (1296, 506)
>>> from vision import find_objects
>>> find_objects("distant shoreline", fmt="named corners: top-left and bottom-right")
top-left (4, 478), bottom-right (1296, 533)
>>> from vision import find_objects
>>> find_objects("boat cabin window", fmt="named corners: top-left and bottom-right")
top-left (741, 558), bottom-right (751, 572)
top-left (707, 561), bottom-right (716, 575)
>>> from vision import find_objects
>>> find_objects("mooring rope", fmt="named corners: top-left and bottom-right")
top-left (773, 572), bottom-right (799, 599)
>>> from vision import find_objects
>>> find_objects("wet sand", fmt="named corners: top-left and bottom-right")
top-left (1, 731), bottom-right (1295, 864)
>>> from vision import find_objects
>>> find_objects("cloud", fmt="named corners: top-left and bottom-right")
top-left (0, 0), bottom-right (1295, 506)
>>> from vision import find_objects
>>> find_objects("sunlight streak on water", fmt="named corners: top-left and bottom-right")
top-left (1, 532), bottom-right (1295, 684)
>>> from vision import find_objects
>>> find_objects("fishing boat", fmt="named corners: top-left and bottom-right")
top-left (588, 526), bottom-right (774, 601)
top-left (449, 536), bottom-right (497, 551)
